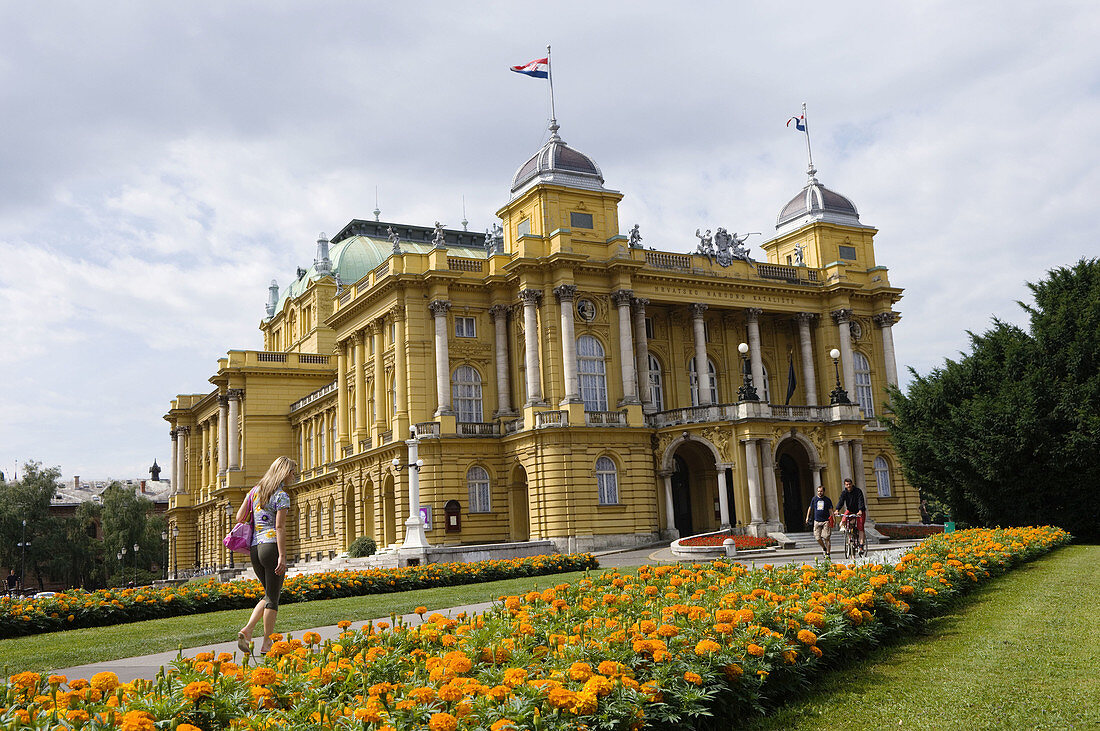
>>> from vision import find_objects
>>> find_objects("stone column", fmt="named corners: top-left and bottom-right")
top-left (716, 467), bottom-right (731, 529)
top-left (178, 424), bottom-right (191, 492)
top-left (691, 303), bottom-right (712, 405)
top-left (336, 343), bottom-right (349, 453)
top-left (217, 395), bottom-right (228, 475)
top-left (743, 439), bottom-right (764, 529)
top-left (831, 308), bottom-right (856, 394)
top-left (554, 285), bottom-right (581, 404)
top-left (760, 441), bottom-right (781, 528)
top-left (745, 307), bottom-right (765, 400)
top-left (613, 289), bottom-right (639, 405)
top-left (633, 298), bottom-right (654, 413)
top-left (851, 438), bottom-right (867, 496)
top-left (392, 305), bottom-right (408, 431)
top-left (659, 470), bottom-right (677, 533)
top-left (796, 313), bottom-right (819, 405)
top-left (430, 300), bottom-right (453, 416)
top-left (519, 289), bottom-right (544, 405)
top-left (370, 322), bottom-right (384, 434)
top-left (227, 391), bottom-right (241, 470)
top-left (200, 422), bottom-right (210, 490)
top-left (353, 331), bottom-right (367, 444)
top-left (170, 429), bottom-right (179, 495)
top-left (874, 312), bottom-right (900, 387)
top-left (836, 439), bottom-right (853, 483)
top-left (812, 465), bottom-right (823, 490)
top-left (490, 304), bottom-right (515, 416)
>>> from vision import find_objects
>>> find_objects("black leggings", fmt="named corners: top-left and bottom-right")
top-left (250, 542), bottom-right (284, 610)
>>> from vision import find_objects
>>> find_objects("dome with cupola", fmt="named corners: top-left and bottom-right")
top-left (776, 167), bottom-right (866, 233)
top-left (510, 120), bottom-right (605, 199)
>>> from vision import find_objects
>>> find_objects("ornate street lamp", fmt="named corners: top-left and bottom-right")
top-left (829, 348), bottom-right (851, 405)
top-left (394, 426), bottom-right (429, 556)
top-left (737, 342), bottom-right (759, 401)
top-left (161, 530), bottom-right (168, 580)
top-left (18, 518), bottom-right (29, 593)
top-left (133, 543), bottom-right (140, 586)
top-left (171, 526), bottom-right (180, 580)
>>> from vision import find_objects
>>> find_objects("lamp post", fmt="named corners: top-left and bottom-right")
top-left (133, 543), bottom-right (140, 586)
top-left (393, 426), bottom-right (429, 556)
top-left (17, 518), bottom-right (28, 593)
top-left (161, 530), bottom-right (168, 580)
top-left (117, 548), bottom-right (125, 586)
top-left (736, 342), bottom-right (759, 401)
top-left (829, 348), bottom-right (851, 405)
top-left (171, 526), bottom-right (180, 580)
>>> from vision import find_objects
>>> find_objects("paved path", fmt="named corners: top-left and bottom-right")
top-left (53, 537), bottom-right (918, 683)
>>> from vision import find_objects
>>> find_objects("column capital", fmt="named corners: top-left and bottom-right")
top-left (365, 320), bottom-right (380, 335)
top-left (519, 288), bottom-right (543, 306)
top-left (350, 331), bottom-right (364, 346)
top-left (873, 311), bottom-right (899, 328)
top-left (690, 302), bottom-right (708, 318)
top-left (489, 303), bottom-right (511, 320)
top-left (612, 288), bottom-right (634, 306)
top-left (428, 299), bottom-right (452, 317)
top-left (795, 311), bottom-right (818, 324)
top-left (177, 426), bottom-right (191, 436)
top-left (170, 429), bottom-right (178, 440)
top-left (226, 388), bottom-right (244, 400)
top-left (830, 308), bottom-right (853, 325)
top-left (389, 304), bottom-right (406, 321)
top-left (554, 284), bottom-right (577, 302)
top-left (745, 306), bottom-right (763, 321)
top-left (632, 296), bottom-right (649, 311)
top-left (217, 394), bottom-right (229, 407)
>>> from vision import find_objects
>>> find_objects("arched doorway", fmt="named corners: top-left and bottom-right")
top-left (360, 478), bottom-right (374, 545)
top-left (508, 464), bottom-right (529, 541)
top-left (776, 437), bottom-right (814, 530)
top-left (382, 475), bottom-right (396, 547)
top-left (667, 438), bottom-right (723, 537)
top-left (343, 482), bottom-right (356, 549)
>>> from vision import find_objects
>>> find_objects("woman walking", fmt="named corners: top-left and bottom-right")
top-left (236, 456), bottom-right (294, 655)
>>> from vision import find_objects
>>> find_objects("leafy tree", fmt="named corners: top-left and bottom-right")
top-left (0, 462), bottom-right (64, 590)
top-left (888, 259), bottom-right (1100, 540)
top-left (100, 482), bottom-right (167, 586)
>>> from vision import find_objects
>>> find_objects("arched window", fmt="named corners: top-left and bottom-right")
top-left (319, 418), bottom-right (326, 464)
top-left (761, 363), bottom-right (771, 404)
top-left (328, 497), bottom-right (336, 535)
top-left (315, 500), bottom-right (323, 538)
top-left (648, 354), bottom-right (664, 411)
top-left (366, 378), bottom-right (374, 425)
top-left (304, 504), bottom-right (312, 539)
top-left (330, 416), bottom-right (337, 460)
top-left (467, 466), bottom-right (491, 513)
top-left (452, 366), bottom-right (484, 423)
top-left (306, 424), bottom-right (314, 469)
top-left (578, 335), bottom-right (608, 411)
top-left (689, 357), bottom-right (719, 406)
top-left (389, 374), bottom-right (397, 417)
top-left (874, 456), bottom-right (892, 497)
top-left (298, 429), bottom-right (306, 470)
top-left (596, 456), bottom-right (619, 505)
top-left (853, 352), bottom-right (875, 417)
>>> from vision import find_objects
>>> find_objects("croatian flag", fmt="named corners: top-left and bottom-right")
top-left (787, 114), bottom-right (806, 132)
top-left (511, 57), bottom-right (549, 79)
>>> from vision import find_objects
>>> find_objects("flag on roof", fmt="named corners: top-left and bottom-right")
top-left (511, 57), bottom-right (549, 79)
top-left (787, 114), bottom-right (806, 132)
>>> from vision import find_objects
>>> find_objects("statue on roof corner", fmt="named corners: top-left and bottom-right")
top-left (694, 228), bottom-right (715, 262)
top-left (485, 223), bottom-right (504, 256)
top-left (387, 226), bottom-right (402, 254)
top-left (432, 221), bottom-right (446, 248)
top-left (628, 223), bottom-right (643, 249)
top-left (794, 242), bottom-right (806, 266)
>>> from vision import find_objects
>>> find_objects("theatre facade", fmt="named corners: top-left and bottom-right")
top-left (164, 121), bottom-right (916, 573)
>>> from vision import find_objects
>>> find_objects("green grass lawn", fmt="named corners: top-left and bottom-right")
top-left (0, 567), bottom-right (620, 674)
top-left (746, 544), bottom-right (1100, 730)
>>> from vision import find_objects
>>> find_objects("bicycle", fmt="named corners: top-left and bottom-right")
top-left (840, 512), bottom-right (865, 560)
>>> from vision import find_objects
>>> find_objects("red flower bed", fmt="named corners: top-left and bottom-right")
top-left (678, 533), bottom-right (777, 548)
top-left (876, 523), bottom-right (945, 539)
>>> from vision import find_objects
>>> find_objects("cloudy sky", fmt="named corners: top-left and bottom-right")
top-left (1, 2), bottom-right (1096, 482)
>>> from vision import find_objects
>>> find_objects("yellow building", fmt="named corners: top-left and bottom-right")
top-left (164, 120), bottom-right (915, 573)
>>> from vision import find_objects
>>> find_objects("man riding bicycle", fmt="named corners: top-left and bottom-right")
top-left (834, 477), bottom-right (866, 555)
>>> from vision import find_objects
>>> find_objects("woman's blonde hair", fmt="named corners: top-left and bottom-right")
top-left (253, 456), bottom-right (296, 508)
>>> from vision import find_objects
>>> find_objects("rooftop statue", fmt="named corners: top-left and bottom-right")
top-left (628, 223), bottom-right (643, 249)
top-left (432, 221), bottom-right (446, 248)
top-left (387, 226), bottom-right (402, 254)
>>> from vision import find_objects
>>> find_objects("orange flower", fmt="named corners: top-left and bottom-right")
top-left (90, 671), bottom-right (119, 692)
top-left (683, 671), bottom-right (703, 685)
top-left (119, 710), bottom-right (156, 731)
top-left (491, 720), bottom-right (518, 731)
top-left (182, 680), bottom-right (214, 701)
top-left (250, 667), bottom-right (277, 685)
top-left (746, 643), bottom-right (765, 657)
top-left (694, 639), bottom-right (720, 655)
top-left (302, 631), bottom-right (321, 645)
top-left (796, 629), bottom-right (818, 645)
top-left (568, 662), bottom-right (593, 681)
top-left (429, 712), bottom-right (458, 731)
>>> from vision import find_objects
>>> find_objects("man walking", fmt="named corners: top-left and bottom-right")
top-left (805, 485), bottom-right (834, 559)
top-left (5, 569), bottom-right (17, 596)
top-left (835, 477), bottom-right (867, 554)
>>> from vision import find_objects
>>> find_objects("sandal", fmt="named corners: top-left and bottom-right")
top-left (237, 631), bottom-right (251, 654)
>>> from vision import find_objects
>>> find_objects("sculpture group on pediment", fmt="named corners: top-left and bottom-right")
top-left (696, 227), bottom-right (756, 266)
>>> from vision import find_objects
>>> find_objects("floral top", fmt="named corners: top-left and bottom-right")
top-left (249, 488), bottom-right (290, 546)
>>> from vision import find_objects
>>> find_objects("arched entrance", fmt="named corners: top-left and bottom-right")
top-left (667, 438), bottom-right (723, 537)
top-left (343, 482), bottom-right (356, 549)
top-left (776, 437), bottom-right (814, 530)
top-left (382, 475), bottom-right (396, 547)
top-left (508, 464), bottom-right (529, 541)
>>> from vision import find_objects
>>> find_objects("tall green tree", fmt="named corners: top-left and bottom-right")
top-left (99, 482), bottom-right (165, 585)
top-left (888, 259), bottom-right (1100, 540)
top-left (0, 462), bottom-right (64, 590)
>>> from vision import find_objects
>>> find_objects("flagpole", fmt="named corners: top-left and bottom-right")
top-left (802, 102), bottom-right (815, 174)
top-left (547, 44), bottom-right (557, 123)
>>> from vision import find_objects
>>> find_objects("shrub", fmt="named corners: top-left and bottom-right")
top-left (347, 536), bottom-right (377, 558)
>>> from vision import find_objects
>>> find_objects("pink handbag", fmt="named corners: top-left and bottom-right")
top-left (223, 491), bottom-right (254, 554)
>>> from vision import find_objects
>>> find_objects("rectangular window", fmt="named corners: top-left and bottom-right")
top-left (645, 317), bottom-right (654, 339)
top-left (517, 218), bottom-right (531, 237)
top-left (455, 316), bottom-right (476, 338)
top-left (838, 245), bottom-right (857, 261)
top-left (570, 212), bottom-right (593, 229)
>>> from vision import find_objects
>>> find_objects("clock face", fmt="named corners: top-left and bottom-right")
top-left (577, 299), bottom-right (596, 322)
